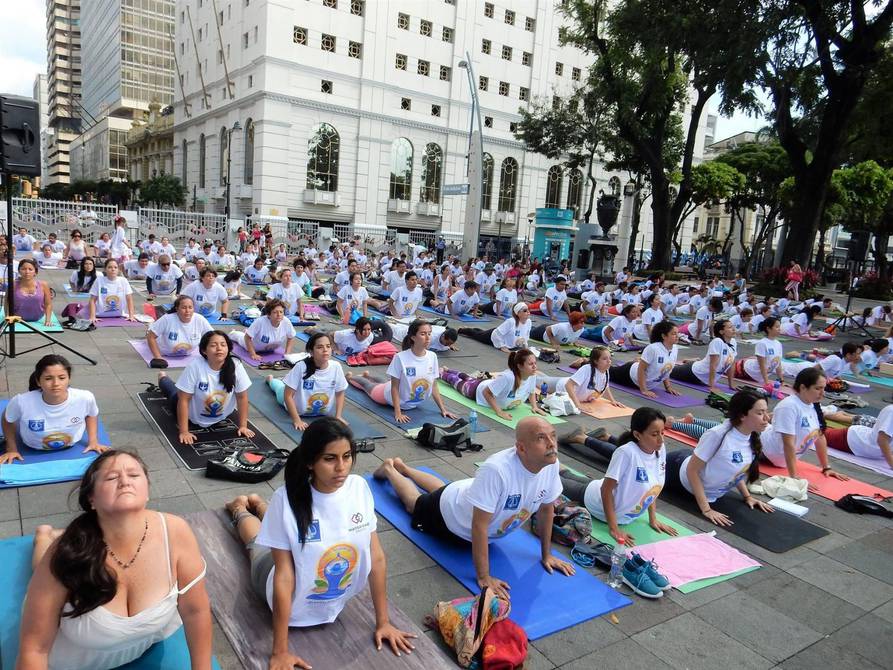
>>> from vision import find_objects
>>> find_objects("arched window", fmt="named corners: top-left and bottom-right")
top-left (389, 138), bottom-right (413, 200)
top-left (306, 123), bottom-right (340, 192)
top-left (481, 152), bottom-right (494, 210)
top-left (181, 139), bottom-right (188, 188)
top-left (198, 134), bottom-right (206, 188)
top-left (566, 168), bottom-right (583, 216)
top-left (219, 127), bottom-right (227, 186)
top-left (420, 143), bottom-right (443, 203)
top-left (244, 118), bottom-right (255, 185)
top-left (497, 157), bottom-right (518, 212)
top-left (545, 165), bottom-right (563, 208)
top-left (608, 176), bottom-right (621, 197)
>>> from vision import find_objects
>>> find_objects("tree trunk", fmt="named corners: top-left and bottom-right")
top-left (627, 175), bottom-right (643, 269)
top-left (648, 183), bottom-right (674, 271)
top-left (873, 233), bottom-right (890, 280)
top-left (583, 154), bottom-right (596, 225)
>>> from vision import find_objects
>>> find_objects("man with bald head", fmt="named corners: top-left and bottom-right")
top-left (373, 416), bottom-right (574, 598)
top-left (146, 254), bottom-right (184, 299)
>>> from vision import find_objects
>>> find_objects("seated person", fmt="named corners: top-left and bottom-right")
top-left (384, 271), bottom-right (424, 319)
top-left (265, 332), bottom-right (348, 430)
top-left (36, 243), bottom-right (63, 268)
top-left (244, 257), bottom-right (272, 285)
top-left (458, 302), bottom-right (531, 352)
top-left (11, 259), bottom-right (54, 326)
top-left (267, 268), bottom-right (305, 322)
top-left (182, 268), bottom-right (230, 319)
top-left (16, 450), bottom-right (211, 668)
top-left (146, 255), bottom-right (184, 298)
top-left (69, 257), bottom-right (100, 294)
top-left (481, 277), bottom-right (518, 317)
top-left (225, 420), bottom-right (416, 669)
top-left (580, 283), bottom-right (610, 320)
top-left (1, 354), bottom-right (108, 464)
top-left (146, 295), bottom-right (213, 366)
top-left (530, 311), bottom-right (586, 348)
top-left (632, 294), bottom-right (665, 341)
top-left (669, 319), bottom-right (738, 393)
top-left (230, 299), bottom-right (297, 360)
top-left (88, 259), bottom-right (137, 323)
top-left (221, 269), bottom-right (244, 299)
top-left (440, 281), bottom-right (481, 318)
top-left (372, 416), bottom-right (574, 600)
top-left (781, 305), bottom-right (830, 339)
top-left (612, 321), bottom-right (681, 398)
top-left (532, 276), bottom-right (571, 320)
top-left (346, 320), bottom-right (457, 424)
top-left (680, 297), bottom-right (723, 344)
top-left (42, 232), bottom-right (66, 254)
top-left (426, 264), bottom-right (454, 310)
top-left (157, 330), bottom-right (254, 445)
top-left (440, 349), bottom-right (546, 422)
top-left (823, 404), bottom-right (893, 469)
top-left (538, 345), bottom-right (625, 409)
top-left (184, 258), bottom-right (209, 282)
top-left (123, 253), bottom-right (152, 280)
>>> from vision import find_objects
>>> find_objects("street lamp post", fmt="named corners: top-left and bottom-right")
top-left (224, 120), bottom-right (242, 217)
top-left (458, 53), bottom-right (484, 259)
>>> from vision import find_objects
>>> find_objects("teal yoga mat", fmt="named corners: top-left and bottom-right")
top-left (0, 535), bottom-right (222, 669)
top-left (0, 310), bottom-right (64, 333)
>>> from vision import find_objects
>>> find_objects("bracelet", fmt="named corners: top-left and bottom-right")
top-left (700, 507), bottom-right (711, 515)
top-left (822, 466), bottom-right (831, 473)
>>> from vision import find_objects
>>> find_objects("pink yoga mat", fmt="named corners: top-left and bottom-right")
top-left (758, 459), bottom-right (893, 502)
top-left (128, 339), bottom-right (198, 368)
top-left (231, 342), bottom-right (285, 367)
top-left (635, 533), bottom-right (761, 589)
top-left (578, 399), bottom-right (635, 419)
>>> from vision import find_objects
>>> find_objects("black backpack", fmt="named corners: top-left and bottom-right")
top-left (206, 447), bottom-right (290, 483)
top-left (834, 494), bottom-right (893, 518)
top-left (415, 418), bottom-right (483, 457)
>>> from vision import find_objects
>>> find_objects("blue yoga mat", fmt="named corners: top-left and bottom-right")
top-left (0, 535), bottom-right (222, 669)
top-left (0, 400), bottom-right (111, 489)
top-left (419, 306), bottom-right (490, 323)
top-left (345, 385), bottom-right (490, 432)
top-left (364, 468), bottom-right (630, 640)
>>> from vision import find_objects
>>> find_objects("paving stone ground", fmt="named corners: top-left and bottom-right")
top-left (2, 273), bottom-right (892, 669)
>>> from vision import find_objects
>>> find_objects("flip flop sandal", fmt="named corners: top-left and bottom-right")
top-left (258, 361), bottom-right (277, 370)
top-left (570, 541), bottom-right (613, 570)
top-left (355, 439), bottom-right (375, 453)
top-left (140, 381), bottom-right (162, 395)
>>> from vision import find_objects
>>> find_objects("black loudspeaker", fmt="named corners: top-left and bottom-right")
top-left (847, 230), bottom-right (870, 262)
top-left (0, 94), bottom-right (41, 177)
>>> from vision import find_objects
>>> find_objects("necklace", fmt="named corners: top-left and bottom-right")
top-left (106, 517), bottom-right (149, 570)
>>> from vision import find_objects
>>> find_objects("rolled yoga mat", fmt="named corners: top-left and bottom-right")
top-left (188, 509), bottom-right (454, 670)
top-left (0, 535), bottom-right (222, 670)
top-left (344, 385), bottom-right (490, 433)
top-left (365, 466), bottom-right (631, 640)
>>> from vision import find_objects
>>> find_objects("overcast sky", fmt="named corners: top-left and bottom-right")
top-left (3, 0), bottom-right (764, 140)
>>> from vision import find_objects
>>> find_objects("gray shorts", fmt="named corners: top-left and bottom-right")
top-left (248, 542), bottom-right (275, 604)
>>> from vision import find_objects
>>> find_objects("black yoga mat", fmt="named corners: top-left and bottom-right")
top-left (188, 509), bottom-right (454, 670)
top-left (137, 391), bottom-right (280, 470)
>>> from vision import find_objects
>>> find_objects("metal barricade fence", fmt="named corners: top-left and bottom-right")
top-left (138, 208), bottom-right (228, 250)
top-left (408, 230), bottom-right (436, 250)
top-left (283, 219), bottom-right (320, 256)
top-left (11, 197), bottom-right (119, 245)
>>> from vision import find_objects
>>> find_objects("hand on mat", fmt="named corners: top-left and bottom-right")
top-left (664, 386), bottom-right (681, 396)
top-left (702, 509), bottom-right (734, 527)
top-left (641, 389), bottom-right (658, 399)
top-left (0, 450), bottom-right (24, 464)
top-left (496, 409), bottom-right (513, 421)
top-left (44, 315), bottom-right (53, 327)
top-left (441, 409), bottom-right (459, 420)
top-left (532, 406), bottom-right (548, 416)
top-left (179, 431), bottom-right (198, 445)
top-left (237, 426), bottom-right (256, 439)
top-left (251, 352), bottom-right (263, 362)
top-left (823, 468), bottom-right (849, 481)
top-left (649, 519), bottom-right (679, 537)
top-left (292, 418), bottom-right (309, 431)
top-left (269, 651), bottom-right (311, 670)
top-left (375, 622), bottom-right (417, 656)
top-left (610, 528), bottom-right (634, 547)
top-left (83, 442), bottom-right (110, 456)
top-left (745, 497), bottom-right (774, 513)
top-left (394, 411), bottom-right (411, 424)
top-left (478, 575), bottom-right (510, 600)
top-left (541, 555), bottom-right (575, 576)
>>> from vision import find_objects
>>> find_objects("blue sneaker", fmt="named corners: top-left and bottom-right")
top-left (630, 553), bottom-right (671, 591)
top-left (621, 558), bottom-right (664, 599)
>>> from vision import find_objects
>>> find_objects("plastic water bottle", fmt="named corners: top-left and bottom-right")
top-left (773, 380), bottom-right (783, 399)
top-left (608, 538), bottom-right (627, 588)
top-left (541, 382), bottom-right (549, 398)
top-left (469, 410), bottom-right (478, 434)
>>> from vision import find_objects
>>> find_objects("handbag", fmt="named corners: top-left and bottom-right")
top-left (425, 587), bottom-right (511, 668)
top-left (205, 447), bottom-right (290, 483)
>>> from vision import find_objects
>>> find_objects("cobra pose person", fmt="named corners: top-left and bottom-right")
top-left (458, 302), bottom-right (532, 352)
top-left (612, 321), bottom-right (681, 398)
top-left (538, 345), bottom-right (625, 409)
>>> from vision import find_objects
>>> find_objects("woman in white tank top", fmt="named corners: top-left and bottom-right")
top-left (17, 450), bottom-right (212, 669)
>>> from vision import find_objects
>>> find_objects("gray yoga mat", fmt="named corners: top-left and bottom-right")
top-left (188, 509), bottom-right (454, 670)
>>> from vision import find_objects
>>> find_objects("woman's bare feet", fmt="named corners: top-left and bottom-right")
top-left (558, 427), bottom-right (588, 445)
top-left (157, 371), bottom-right (168, 382)
top-left (225, 495), bottom-right (249, 519)
top-left (246, 493), bottom-right (268, 518)
top-left (373, 458), bottom-right (395, 480)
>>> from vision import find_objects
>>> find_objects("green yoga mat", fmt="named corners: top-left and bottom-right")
top-left (847, 374), bottom-right (893, 389)
top-left (437, 381), bottom-right (566, 428)
top-left (0, 311), bottom-right (64, 333)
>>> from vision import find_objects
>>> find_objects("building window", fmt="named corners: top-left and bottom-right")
top-left (348, 41), bottom-right (362, 58)
top-left (519, 86), bottom-right (529, 101)
top-left (401, 97), bottom-right (411, 110)
top-left (293, 26), bottom-right (307, 45)
top-left (248, 75), bottom-right (253, 87)
top-left (498, 157), bottom-right (518, 212)
top-left (322, 0), bottom-right (336, 8)
top-left (181, 139), bottom-right (188, 188)
top-left (481, 153), bottom-right (494, 210)
top-left (431, 104), bottom-right (441, 117)
top-left (522, 51), bottom-right (531, 66)
top-left (397, 12), bottom-right (409, 29)
top-left (417, 59), bottom-right (429, 76)
top-left (566, 169), bottom-right (582, 215)
top-left (198, 27), bottom-right (202, 41)
top-left (244, 119), bottom-right (255, 185)
top-left (396, 53), bottom-right (407, 70)
top-left (253, 26), bottom-right (258, 43)
top-left (525, 16), bottom-right (535, 31)
top-left (321, 79), bottom-right (333, 93)
top-left (306, 123), bottom-right (339, 192)
top-left (484, 116), bottom-right (493, 128)
top-left (552, 96), bottom-right (561, 109)
top-left (555, 62), bottom-right (564, 76)
top-left (420, 143), bottom-right (443, 203)
top-left (420, 19), bottom-right (432, 36)
top-left (389, 138), bottom-right (413, 200)
top-left (484, 3), bottom-right (493, 18)
top-left (242, 32), bottom-right (248, 48)
top-left (499, 81), bottom-right (509, 96)
top-left (442, 26), bottom-right (453, 42)
top-left (504, 9), bottom-right (515, 25)
top-left (481, 39), bottom-right (491, 55)
top-left (439, 65), bottom-right (451, 81)
top-left (351, 0), bottom-right (364, 16)
top-left (608, 176), bottom-right (621, 196)
top-left (321, 34), bottom-right (336, 52)
top-left (219, 127), bottom-right (227, 186)
top-left (509, 122), bottom-right (518, 133)
top-left (692, 216), bottom-right (699, 233)
top-left (572, 66), bottom-right (581, 81)
top-left (568, 99), bottom-right (578, 113)
top-left (545, 165), bottom-right (563, 208)
top-left (501, 45), bottom-right (512, 60)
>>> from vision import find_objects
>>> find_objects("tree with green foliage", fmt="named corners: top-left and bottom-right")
top-left (836, 160), bottom-right (893, 279)
top-left (675, 161), bottom-right (745, 255)
top-left (140, 174), bottom-right (187, 208)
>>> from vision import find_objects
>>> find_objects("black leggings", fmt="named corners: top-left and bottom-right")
top-left (669, 362), bottom-right (702, 385)
top-left (458, 327), bottom-right (495, 345)
top-left (530, 324), bottom-right (548, 342)
top-left (370, 318), bottom-right (393, 345)
top-left (663, 450), bottom-right (688, 495)
top-left (611, 361), bottom-right (635, 387)
top-left (560, 469), bottom-right (591, 503)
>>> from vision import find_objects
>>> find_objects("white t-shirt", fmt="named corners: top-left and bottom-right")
top-left (438, 447), bottom-right (562, 541)
top-left (818, 354), bottom-right (852, 379)
top-left (148, 313), bottom-right (212, 356)
top-left (546, 321), bottom-right (584, 344)
top-left (582, 442), bottom-right (666, 524)
top-left (13, 234), bottom-right (36, 251)
top-left (123, 260), bottom-right (150, 280)
top-left (389, 286), bottom-right (424, 317)
top-left (90, 275), bottom-right (133, 316)
top-left (691, 337), bottom-right (737, 384)
top-left (491, 317), bottom-right (532, 349)
top-left (283, 360), bottom-right (348, 416)
top-left (383, 270), bottom-right (406, 290)
top-left (183, 244), bottom-right (201, 261)
top-left (182, 281), bottom-right (229, 317)
top-left (69, 269), bottom-right (100, 293)
top-left (630, 342), bottom-right (678, 389)
top-left (4, 388), bottom-right (98, 451)
top-left (581, 290), bottom-right (606, 313)
top-left (450, 290), bottom-right (481, 315)
top-left (744, 337), bottom-right (783, 381)
top-left (544, 287), bottom-right (568, 315)
top-left (691, 306), bottom-right (713, 339)
top-left (246, 316), bottom-right (296, 352)
top-left (558, 364), bottom-right (609, 401)
top-left (494, 288), bottom-right (518, 316)
top-left (634, 307), bottom-right (664, 339)
top-left (147, 263), bottom-right (183, 295)
top-left (661, 293), bottom-right (678, 315)
top-left (476, 369), bottom-right (536, 410)
top-left (385, 349), bottom-right (439, 409)
top-left (680, 421), bottom-right (753, 502)
top-left (268, 283), bottom-right (303, 316)
top-left (761, 395), bottom-right (822, 467)
top-left (846, 405), bottom-right (893, 459)
top-left (337, 284), bottom-right (369, 309)
top-left (244, 266), bottom-right (269, 284)
top-left (391, 324), bottom-right (452, 351)
top-left (255, 477), bottom-right (376, 626)
top-left (37, 251), bottom-right (63, 268)
top-left (604, 315), bottom-right (635, 344)
top-left (729, 314), bottom-right (755, 335)
top-left (175, 356), bottom-right (252, 427)
top-left (475, 272), bottom-right (498, 293)
top-left (333, 328), bottom-right (374, 355)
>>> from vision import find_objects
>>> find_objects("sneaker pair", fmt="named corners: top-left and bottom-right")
top-left (621, 553), bottom-right (671, 599)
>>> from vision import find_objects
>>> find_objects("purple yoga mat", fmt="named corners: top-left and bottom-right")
top-left (231, 342), bottom-right (285, 367)
top-left (128, 339), bottom-right (198, 368)
top-left (556, 365), bottom-right (704, 408)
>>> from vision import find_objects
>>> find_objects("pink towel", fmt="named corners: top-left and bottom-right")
top-left (633, 533), bottom-right (761, 588)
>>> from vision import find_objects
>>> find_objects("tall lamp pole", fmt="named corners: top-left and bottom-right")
top-left (224, 120), bottom-right (241, 217)
top-left (458, 53), bottom-right (484, 259)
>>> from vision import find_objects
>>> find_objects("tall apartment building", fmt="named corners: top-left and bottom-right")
top-left (70, 0), bottom-right (175, 182)
top-left (33, 73), bottom-right (49, 185)
top-left (45, 0), bottom-right (82, 185)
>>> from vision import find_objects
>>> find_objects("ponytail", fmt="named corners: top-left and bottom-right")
top-left (507, 348), bottom-right (534, 392)
top-left (616, 406), bottom-right (665, 446)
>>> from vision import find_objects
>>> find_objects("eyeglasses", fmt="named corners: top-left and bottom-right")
top-left (160, 262), bottom-right (170, 267)
top-left (72, 234), bottom-right (82, 238)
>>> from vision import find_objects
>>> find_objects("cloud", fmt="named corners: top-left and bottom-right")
top-left (0, 1), bottom-right (47, 96)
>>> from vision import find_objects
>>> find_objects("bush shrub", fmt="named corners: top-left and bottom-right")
top-left (853, 272), bottom-right (893, 301)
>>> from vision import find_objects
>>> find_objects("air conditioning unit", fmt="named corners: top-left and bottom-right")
top-left (387, 199), bottom-right (412, 213)
top-left (415, 201), bottom-right (440, 216)
top-left (495, 211), bottom-right (516, 225)
top-left (481, 209), bottom-right (492, 222)
top-left (303, 189), bottom-right (340, 206)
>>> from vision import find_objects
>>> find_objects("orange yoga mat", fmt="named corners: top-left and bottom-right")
top-left (664, 428), bottom-right (698, 447)
top-left (758, 460), bottom-right (893, 501)
top-left (578, 399), bottom-right (635, 420)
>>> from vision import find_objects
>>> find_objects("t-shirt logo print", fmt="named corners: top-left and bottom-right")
top-left (28, 420), bottom-right (45, 432)
top-left (351, 512), bottom-right (363, 524)
top-left (307, 543), bottom-right (358, 601)
top-left (731, 451), bottom-right (743, 464)
top-left (504, 494), bottom-right (521, 510)
top-left (635, 467), bottom-right (649, 483)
